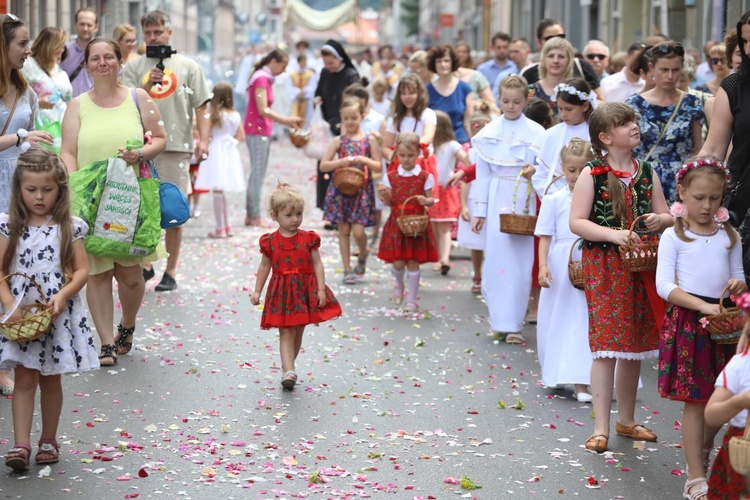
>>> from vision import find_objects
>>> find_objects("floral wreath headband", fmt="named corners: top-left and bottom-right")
top-left (551, 83), bottom-right (597, 107)
top-left (676, 158), bottom-right (730, 184)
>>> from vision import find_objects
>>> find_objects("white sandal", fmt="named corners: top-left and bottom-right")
top-left (683, 478), bottom-right (707, 500)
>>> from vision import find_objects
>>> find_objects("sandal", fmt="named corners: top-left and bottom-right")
top-left (223, 226), bottom-right (234, 237)
top-left (281, 371), bottom-right (297, 390)
top-left (114, 323), bottom-right (135, 356)
top-left (5, 443), bottom-right (31, 471)
top-left (505, 333), bottom-right (525, 344)
top-left (98, 344), bottom-right (118, 366)
top-left (585, 434), bottom-right (608, 453)
top-left (402, 302), bottom-right (419, 312)
top-left (615, 421), bottom-right (657, 442)
top-left (392, 286), bottom-right (404, 306)
top-left (343, 272), bottom-right (357, 285)
top-left (683, 478), bottom-right (708, 500)
top-left (353, 255), bottom-right (367, 277)
top-left (35, 439), bottom-right (59, 465)
top-left (471, 277), bottom-right (482, 294)
top-left (440, 264), bottom-right (450, 276)
top-left (207, 228), bottom-right (226, 239)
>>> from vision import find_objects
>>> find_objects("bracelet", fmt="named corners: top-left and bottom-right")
top-left (16, 128), bottom-right (28, 147)
top-left (137, 149), bottom-right (144, 164)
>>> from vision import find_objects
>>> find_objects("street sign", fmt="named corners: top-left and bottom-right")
top-left (439, 13), bottom-right (454, 27)
top-left (248, 29), bottom-right (262, 44)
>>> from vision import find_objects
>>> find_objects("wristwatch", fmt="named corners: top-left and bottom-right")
top-left (16, 129), bottom-right (28, 147)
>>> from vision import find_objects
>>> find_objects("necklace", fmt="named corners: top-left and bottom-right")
top-left (684, 221), bottom-right (721, 243)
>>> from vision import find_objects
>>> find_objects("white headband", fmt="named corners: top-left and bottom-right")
top-left (322, 44), bottom-right (343, 61)
top-left (551, 83), bottom-right (597, 107)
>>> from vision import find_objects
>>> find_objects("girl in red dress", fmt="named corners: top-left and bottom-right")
top-left (251, 183), bottom-right (342, 390)
top-left (377, 132), bottom-right (438, 311)
top-left (569, 103), bottom-right (672, 453)
top-left (430, 110), bottom-right (469, 275)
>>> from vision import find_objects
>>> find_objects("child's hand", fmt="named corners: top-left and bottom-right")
top-left (728, 278), bottom-right (748, 296)
top-left (461, 205), bottom-right (470, 222)
top-left (445, 170), bottom-right (466, 188)
top-left (609, 229), bottom-right (640, 246)
top-left (699, 302), bottom-right (721, 317)
top-left (538, 266), bottom-right (553, 288)
top-left (642, 213), bottom-right (662, 232)
top-left (520, 164), bottom-right (535, 180)
top-left (250, 291), bottom-right (262, 305)
top-left (317, 289), bottom-right (327, 307)
top-left (472, 217), bottom-right (485, 233)
top-left (48, 293), bottom-right (67, 321)
top-left (2, 303), bottom-right (22, 323)
top-left (416, 195), bottom-right (428, 206)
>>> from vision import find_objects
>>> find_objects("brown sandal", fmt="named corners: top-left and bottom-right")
top-left (5, 443), bottom-right (31, 471)
top-left (585, 434), bottom-right (609, 453)
top-left (35, 439), bottom-right (59, 464)
top-left (615, 422), bottom-right (657, 442)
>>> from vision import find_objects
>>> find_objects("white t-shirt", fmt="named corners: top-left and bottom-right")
top-left (716, 351), bottom-right (750, 428)
top-left (655, 226), bottom-right (744, 301)
top-left (370, 98), bottom-right (391, 118)
top-left (435, 140), bottom-right (462, 186)
top-left (385, 108), bottom-right (437, 138)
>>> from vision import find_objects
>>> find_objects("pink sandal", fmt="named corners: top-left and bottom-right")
top-left (223, 226), bottom-right (234, 237)
top-left (208, 229), bottom-right (226, 239)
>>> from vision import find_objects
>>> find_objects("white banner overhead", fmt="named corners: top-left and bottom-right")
top-left (286, 0), bottom-right (358, 31)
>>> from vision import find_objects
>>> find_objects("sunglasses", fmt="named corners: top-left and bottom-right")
top-left (710, 57), bottom-right (727, 65)
top-left (586, 54), bottom-right (608, 61)
top-left (542, 33), bottom-right (566, 42)
top-left (651, 44), bottom-right (685, 57)
top-left (4, 13), bottom-right (19, 22)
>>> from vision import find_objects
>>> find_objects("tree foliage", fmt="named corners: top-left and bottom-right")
top-left (401, 0), bottom-right (419, 36)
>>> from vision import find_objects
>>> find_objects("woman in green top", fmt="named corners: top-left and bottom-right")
top-left (60, 38), bottom-right (166, 366)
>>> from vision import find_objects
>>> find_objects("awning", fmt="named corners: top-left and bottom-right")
top-left (286, 0), bottom-right (357, 31)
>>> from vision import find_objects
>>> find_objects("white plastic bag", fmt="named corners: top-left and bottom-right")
top-left (304, 105), bottom-right (333, 160)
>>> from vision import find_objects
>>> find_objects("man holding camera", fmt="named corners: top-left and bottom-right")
top-left (122, 9), bottom-right (211, 291)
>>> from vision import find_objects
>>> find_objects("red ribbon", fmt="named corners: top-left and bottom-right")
top-left (590, 165), bottom-right (631, 178)
top-left (274, 267), bottom-right (314, 275)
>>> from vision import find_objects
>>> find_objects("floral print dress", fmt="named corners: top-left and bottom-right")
top-left (323, 135), bottom-right (377, 226)
top-left (0, 215), bottom-right (99, 375)
top-left (625, 93), bottom-right (705, 201)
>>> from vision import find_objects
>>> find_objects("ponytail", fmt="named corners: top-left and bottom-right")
top-left (253, 49), bottom-right (287, 74)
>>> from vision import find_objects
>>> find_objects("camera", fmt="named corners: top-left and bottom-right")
top-left (146, 44), bottom-right (177, 70)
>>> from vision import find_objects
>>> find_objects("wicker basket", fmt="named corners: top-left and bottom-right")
top-left (618, 214), bottom-right (659, 272)
top-left (705, 285), bottom-right (746, 344)
top-left (500, 174), bottom-right (537, 236)
top-left (0, 273), bottom-right (54, 343)
top-left (730, 418), bottom-right (750, 475)
top-left (397, 195), bottom-right (430, 237)
top-left (333, 166), bottom-right (367, 196)
top-left (568, 238), bottom-right (585, 290)
top-left (289, 128), bottom-right (310, 148)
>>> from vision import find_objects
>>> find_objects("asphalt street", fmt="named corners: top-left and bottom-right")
top-left (0, 139), bottom-right (703, 499)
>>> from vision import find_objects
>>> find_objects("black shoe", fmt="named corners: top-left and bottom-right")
top-left (324, 222), bottom-right (338, 231)
top-left (155, 272), bottom-right (177, 291)
top-left (143, 267), bottom-right (155, 281)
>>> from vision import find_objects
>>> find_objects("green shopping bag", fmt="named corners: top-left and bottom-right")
top-left (36, 118), bottom-right (62, 154)
top-left (70, 157), bottom-right (161, 259)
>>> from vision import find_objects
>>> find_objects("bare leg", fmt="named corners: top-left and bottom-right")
top-left (351, 224), bottom-right (368, 260)
top-left (434, 221), bottom-right (452, 266)
top-left (471, 249), bottom-right (483, 279)
top-left (279, 327), bottom-right (297, 373)
top-left (293, 325), bottom-right (305, 361)
top-left (338, 223), bottom-right (352, 273)
top-left (527, 287), bottom-right (541, 318)
top-left (12, 366), bottom-right (39, 445)
top-left (0, 369), bottom-right (13, 392)
top-left (590, 357), bottom-right (616, 436)
top-left (614, 359), bottom-right (642, 426)
top-left (38, 374), bottom-right (62, 441)
top-left (164, 227), bottom-right (182, 277)
top-left (87, 270), bottom-right (115, 347)
top-left (114, 264), bottom-right (145, 328)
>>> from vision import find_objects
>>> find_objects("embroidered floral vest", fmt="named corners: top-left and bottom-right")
top-left (584, 159), bottom-right (654, 251)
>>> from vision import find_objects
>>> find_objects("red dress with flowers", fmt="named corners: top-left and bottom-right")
top-left (377, 169), bottom-right (438, 263)
top-left (582, 159), bottom-right (661, 359)
top-left (259, 230), bottom-right (342, 329)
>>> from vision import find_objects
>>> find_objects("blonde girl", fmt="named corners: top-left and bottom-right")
top-left (381, 74), bottom-right (436, 166)
top-left (430, 110), bottom-right (469, 274)
top-left (570, 102), bottom-right (672, 453)
top-left (1, 149), bottom-right (97, 471)
top-left (369, 76), bottom-right (391, 117)
top-left (320, 97), bottom-right (382, 284)
top-left (655, 158), bottom-right (745, 499)
top-left (535, 138), bottom-right (594, 401)
top-left (251, 182), bottom-right (341, 390)
top-left (194, 82), bottom-right (245, 238)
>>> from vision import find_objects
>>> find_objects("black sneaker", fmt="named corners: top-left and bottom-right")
top-left (143, 267), bottom-right (155, 281)
top-left (155, 272), bottom-right (177, 291)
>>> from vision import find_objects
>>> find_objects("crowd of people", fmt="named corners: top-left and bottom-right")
top-left (0, 7), bottom-right (750, 499)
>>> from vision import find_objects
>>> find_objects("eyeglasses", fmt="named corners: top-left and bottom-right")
top-left (651, 44), bottom-right (685, 57)
top-left (710, 57), bottom-right (727, 65)
top-left (586, 54), bottom-right (608, 61)
top-left (542, 33), bottom-right (566, 42)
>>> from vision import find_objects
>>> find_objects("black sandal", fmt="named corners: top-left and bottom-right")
top-left (114, 323), bottom-right (135, 355)
top-left (98, 344), bottom-right (118, 366)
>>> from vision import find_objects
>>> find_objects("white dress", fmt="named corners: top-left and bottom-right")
top-left (534, 188), bottom-right (592, 387)
top-left (0, 88), bottom-right (38, 211)
top-left (194, 111), bottom-right (245, 192)
top-left (0, 215), bottom-right (99, 375)
top-left (530, 121), bottom-right (590, 198)
top-left (472, 114), bottom-right (544, 332)
top-left (457, 149), bottom-right (485, 250)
